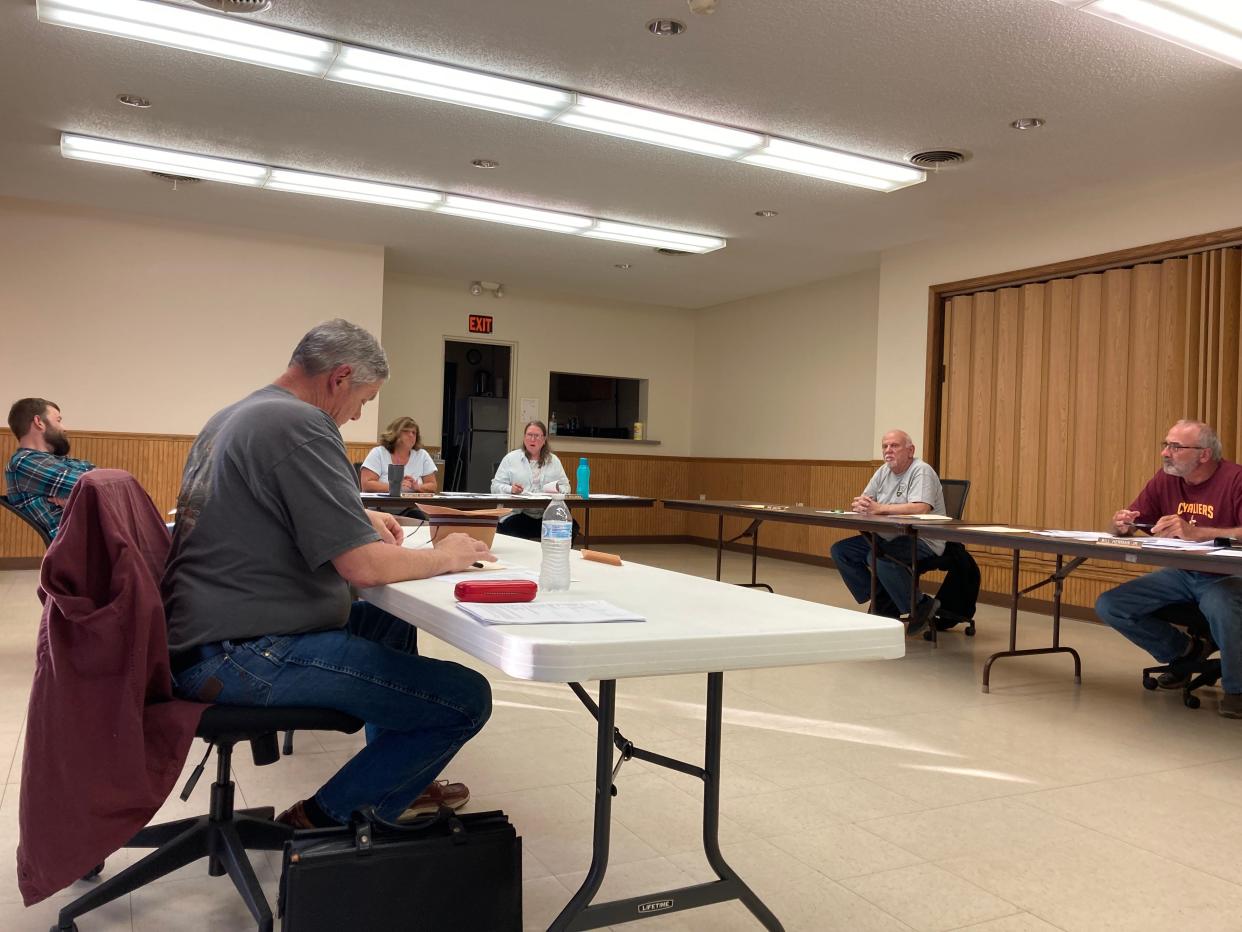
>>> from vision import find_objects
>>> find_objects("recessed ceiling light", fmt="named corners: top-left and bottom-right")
top-left (1010, 118), bottom-right (1046, 130)
top-left (614, 263), bottom-right (632, 270)
top-left (60, 132), bottom-right (728, 253)
top-left (37, 0), bottom-right (925, 192)
top-left (754, 209), bottom-right (778, 217)
top-left (647, 19), bottom-right (687, 37)
top-left (116, 94), bottom-right (151, 108)
top-left (471, 158), bottom-right (499, 169)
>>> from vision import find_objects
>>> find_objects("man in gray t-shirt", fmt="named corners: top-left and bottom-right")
top-left (830, 429), bottom-right (946, 637)
top-left (163, 319), bottom-right (495, 829)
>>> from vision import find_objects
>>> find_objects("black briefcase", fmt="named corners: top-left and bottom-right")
top-left (278, 807), bottom-right (521, 931)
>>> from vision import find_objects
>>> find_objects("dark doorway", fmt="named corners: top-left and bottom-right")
top-left (441, 341), bottom-right (512, 492)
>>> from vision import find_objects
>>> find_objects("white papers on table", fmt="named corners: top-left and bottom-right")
top-left (582, 493), bottom-right (632, 499)
top-left (1032, 530), bottom-right (1216, 550)
top-left (361, 492), bottom-right (394, 498)
top-left (456, 600), bottom-right (645, 625)
top-left (907, 513), bottom-right (953, 521)
top-left (1208, 548), bottom-right (1242, 558)
top-left (961, 526), bottom-right (1032, 534)
top-left (1032, 529), bottom-right (1104, 540)
top-left (1137, 537), bottom-right (1215, 551)
top-left (431, 566), bottom-right (540, 585)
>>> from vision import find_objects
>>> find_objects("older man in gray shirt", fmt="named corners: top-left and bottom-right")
top-left (830, 429), bottom-right (946, 637)
top-left (164, 319), bottom-right (494, 829)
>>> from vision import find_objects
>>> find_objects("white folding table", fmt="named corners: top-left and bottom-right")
top-left (363, 532), bottom-right (904, 931)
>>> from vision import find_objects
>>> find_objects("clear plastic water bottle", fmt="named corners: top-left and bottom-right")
top-left (576, 457), bottom-right (590, 498)
top-left (539, 495), bottom-right (572, 592)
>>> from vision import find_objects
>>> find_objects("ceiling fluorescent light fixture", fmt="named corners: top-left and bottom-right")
top-left (265, 169), bottom-right (443, 209)
top-left (740, 138), bottom-right (925, 191)
top-left (326, 46), bottom-right (573, 119)
top-left (553, 96), bottom-right (764, 158)
top-left (60, 133), bottom-right (269, 185)
top-left (36, 0), bottom-right (336, 76)
top-left (38, 0), bottom-right (923, 191)
top-left (1050, 0), bottom-right (1242, 69)
top-left (580, 221), bottom-right (725, 253)
top-left (59, 133), bottom-right (727, 252)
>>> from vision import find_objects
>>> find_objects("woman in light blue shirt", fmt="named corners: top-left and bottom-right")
top-left (491, 420), bottom-right (576, 540)
top-left (360, 417), bottom-right (439, 493)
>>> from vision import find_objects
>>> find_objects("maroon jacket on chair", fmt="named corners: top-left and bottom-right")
top-left (16, 470), bottom-right (206, 905)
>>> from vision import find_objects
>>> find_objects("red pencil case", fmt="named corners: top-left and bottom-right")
top-left (454, 579), bottom-right (538, 603)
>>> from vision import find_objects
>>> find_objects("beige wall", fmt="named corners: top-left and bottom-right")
top-left (0, 197), bottom-right (385, 442)
top-left (379, 275), bottom-right (696, 456)
top-left (691, 269), bottom-right (880, 460)
top-left (874, 163), bottom-right (1242, 448)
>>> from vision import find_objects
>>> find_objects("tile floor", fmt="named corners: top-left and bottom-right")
top-left (2, 544), bottom-right (1241, 931)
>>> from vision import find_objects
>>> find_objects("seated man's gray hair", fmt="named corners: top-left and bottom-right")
top-left (289, 319), bottom-right (389, 384)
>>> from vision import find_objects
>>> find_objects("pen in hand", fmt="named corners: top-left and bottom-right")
top-left (1124, 521), bottom-right (1154, 530)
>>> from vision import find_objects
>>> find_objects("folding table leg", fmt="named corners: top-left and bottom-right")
top-left (981, 550), bottom-right (1084, 692)
top-left (551, 676), bottom-right (783, 931)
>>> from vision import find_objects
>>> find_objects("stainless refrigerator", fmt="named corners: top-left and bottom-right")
top-left (463, 397), bottom-right (509, 492)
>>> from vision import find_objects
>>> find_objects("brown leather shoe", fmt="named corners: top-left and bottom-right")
top-left (276, 799), bottom-right (318, 830)
top-left (398, 780), bottom-right (470, 822)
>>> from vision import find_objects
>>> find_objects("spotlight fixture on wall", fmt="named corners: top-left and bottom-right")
top-left (470, 280), bottom-right (504, 298)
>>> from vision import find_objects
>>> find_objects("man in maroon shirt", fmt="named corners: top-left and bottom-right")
top-left (1095, 420), bottom-right (1242, 718)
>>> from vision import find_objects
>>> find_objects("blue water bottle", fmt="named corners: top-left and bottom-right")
top-left (576, 457), bottom-right (590, 498)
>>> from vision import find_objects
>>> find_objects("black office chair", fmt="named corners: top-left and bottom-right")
top-left (44, 475), bottom-right (364, 932)
top-left (0, 492), bottom-right (53, 548)
top-left (1141, 603), bottom-right (1221, 710)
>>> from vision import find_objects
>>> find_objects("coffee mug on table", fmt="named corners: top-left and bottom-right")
top-left (387, 464), bottom-right (404, 496)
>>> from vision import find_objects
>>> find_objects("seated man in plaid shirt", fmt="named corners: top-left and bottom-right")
top-left (5, 398), bottom-right (94, 539)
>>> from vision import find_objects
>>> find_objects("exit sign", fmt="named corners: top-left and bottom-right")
top-left (468, 314), bottom-right (494, 334)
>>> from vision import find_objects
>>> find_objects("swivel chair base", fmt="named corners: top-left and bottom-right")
top-left (53, 740), bottom-right (291, 932)
top-left (1142, 651), bottom-right (1221, 710)
top-left (53, 705), bottom-right (362, 932)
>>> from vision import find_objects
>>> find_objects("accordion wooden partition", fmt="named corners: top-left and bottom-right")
top-left (933, 245), bottom-right (1242, 609)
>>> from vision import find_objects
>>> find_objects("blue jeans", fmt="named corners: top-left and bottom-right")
top-left (172, 601), bottom-right (492, 823)
top-left (1095, 568), bottom-right (1242, 694)
top-left (830, 534), bottom-right (936, 616)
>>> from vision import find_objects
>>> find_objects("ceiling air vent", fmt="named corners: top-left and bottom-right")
top-left (150, 172), bottom-right (202, 189)
top-left (654, 247), bottom-right (692, 257)
top-left (908, 150), bottom-right (968, 168)
top-left (189, 0), bottom-right (273, 13)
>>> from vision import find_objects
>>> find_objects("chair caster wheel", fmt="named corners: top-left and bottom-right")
top-left (965, 623), bottom-right (976, 636)
top-left (922, 630), bottom-right (934, 642)
top-left (50, 923), bottom-right (78, 932)
top-left (82, 863), bottom-right (103, 880)
top-left (1142, 676), bottom-right (1157, 691)
top-left (1184, 694), bottom-right (1200, 709)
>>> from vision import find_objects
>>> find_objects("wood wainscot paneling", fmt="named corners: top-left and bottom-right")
top-left (0, 431), bottom-right (390, 563)
top-left (3, 429), bottom-right (1135, 615)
